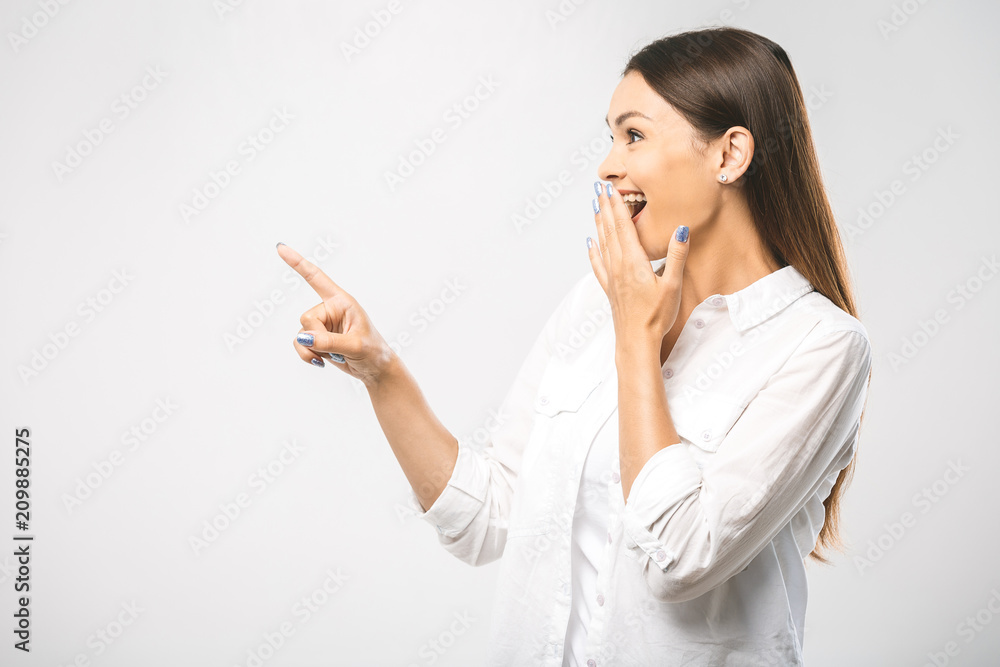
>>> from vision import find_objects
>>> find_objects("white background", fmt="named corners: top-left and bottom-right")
top-left (1, 0), bottom-right (998, 665)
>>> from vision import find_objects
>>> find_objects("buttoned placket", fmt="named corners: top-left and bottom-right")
top-left (579, 293), bottom-right (730, 666)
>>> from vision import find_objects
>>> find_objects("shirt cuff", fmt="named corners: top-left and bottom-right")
top-left (407, 445), bottom-right (487, 539)
top-left (621, 442), bottom-right (702, 572)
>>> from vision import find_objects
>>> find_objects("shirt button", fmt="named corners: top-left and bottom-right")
top-left (597, 594), bottom-right (605, 606)
top-left (611, 471), bottom-right (620, 484)
top-left (711, 296), bottom-right (724, 307)
top-left (694, 318), bottom-right (705, 328)
top-left (588, 660), bottom-right (597, 667)
top-left (662, 367), bottom-right (673, 379)
top-left (538, 396), bottom-right (549, 405)
top-left (655, 549), bottom-right (667, 562)
top-left (702, 430), bottom-right (711, 441)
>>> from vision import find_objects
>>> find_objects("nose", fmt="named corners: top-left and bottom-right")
top-left (597, 144), bottom-right (623, 184)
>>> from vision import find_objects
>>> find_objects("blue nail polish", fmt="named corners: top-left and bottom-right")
top-left (586, 237), bottom-right (592, 249)
top-left (297, 332), bottom-right (315, 347)
top-left (311, 357), bottom-right (325, 367)
top-left (329, 353), bottom-right (345, 363)
top-left (606, 183), bottom-right (614, 197)
top-left (592, 198), bottom-right (600, 214)
top-left (276, 242), bottom-right (285, 248)
top-left (675, 226), bottom-right (689, 243)
top-left (593, 181), bottom-right (602, 196)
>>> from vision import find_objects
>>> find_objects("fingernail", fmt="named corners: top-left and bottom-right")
top-left (276, 242), bottom-right (285, 248)
top-left (329, 353), bottom-right (345, 363)
top-left (297, 332), bottom-right (315, 347)
top-left (675, 226), bottom-right (689, 243)
top-left (593, 181), bottom-right (603, 197)
top-left (606, 183), bottom-right (614, 197)
top-left (592, 198), bottom-right (600, 214)
top-left (311, 357), bottom-right (325, 367)
top-left (586, 236), bottom-right (592, 250)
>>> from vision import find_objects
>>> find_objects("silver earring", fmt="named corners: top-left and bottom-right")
top-left (719, 174), bottom-right (728, 182)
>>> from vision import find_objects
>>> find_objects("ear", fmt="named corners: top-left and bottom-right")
top-left (718, 126), bottom-right (754, 183)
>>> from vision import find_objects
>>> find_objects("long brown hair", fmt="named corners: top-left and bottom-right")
top-left (623, 27), bottom-right (871, 564)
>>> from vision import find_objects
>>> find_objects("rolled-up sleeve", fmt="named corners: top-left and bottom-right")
top-left (621, 327), bottom-right (873, 602)
top-left (406, 274), bottom-right (589, 567)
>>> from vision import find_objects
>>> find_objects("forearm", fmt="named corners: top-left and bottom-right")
top-left (616, 336), bottom-right (681, 503)
top-left (366, 353), bottom-right (459, 512)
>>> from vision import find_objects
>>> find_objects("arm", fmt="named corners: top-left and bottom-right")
top-left (615, 337), bottom-right (680, 503)
top-left (618, 327), bottom-right (872, 603)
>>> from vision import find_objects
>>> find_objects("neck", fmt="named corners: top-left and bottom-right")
top-left (677, 206), bottom-right (780, 307)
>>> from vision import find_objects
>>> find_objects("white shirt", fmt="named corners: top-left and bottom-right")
top-left (408, 262), bottom-right (872, 666)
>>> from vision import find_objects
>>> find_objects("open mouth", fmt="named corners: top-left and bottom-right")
top-left (623, 193), bottom-right (647, 220)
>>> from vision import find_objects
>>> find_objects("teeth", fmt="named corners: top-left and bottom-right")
top-left (624, 193), bottom-right (646, 202)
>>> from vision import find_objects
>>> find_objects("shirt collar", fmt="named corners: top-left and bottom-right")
top-left (648, 258), bottom-right (815, 332)
top-left (723, 264), bottom-right (815, 332)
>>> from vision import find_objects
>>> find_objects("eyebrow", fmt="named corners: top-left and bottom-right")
top-left (605, 110), bottom-right (652, 128)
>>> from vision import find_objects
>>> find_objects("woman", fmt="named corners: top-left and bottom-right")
top-left (277, 26), bottom-right (873, 667)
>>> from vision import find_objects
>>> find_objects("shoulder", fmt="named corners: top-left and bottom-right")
top-left (784, 290), bottom-right (872, 368)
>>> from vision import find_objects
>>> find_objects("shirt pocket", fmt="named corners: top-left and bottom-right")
top-left (533, 361), bottom-right (603, 417)
top-left (507, 363), bottom-right (604, 540)
top-left (671, 391), bottom-right (747, 454)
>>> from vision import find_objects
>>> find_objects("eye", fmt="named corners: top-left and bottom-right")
top-left (608, 129), bottom-right (644, 144)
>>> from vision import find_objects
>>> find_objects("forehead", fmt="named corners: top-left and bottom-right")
top-left (605, 71), bottom-right (678, 128)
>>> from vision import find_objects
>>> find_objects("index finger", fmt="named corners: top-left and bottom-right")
top-left (605, 186), bottom-right (647, 264)
top-left (276, 243), bottom-right (340, 300)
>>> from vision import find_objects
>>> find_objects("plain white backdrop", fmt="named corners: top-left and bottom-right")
top-left (1, 0), bottom-right (998, 665)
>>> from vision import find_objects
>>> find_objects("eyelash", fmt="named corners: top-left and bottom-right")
top-left (608, 129), bottom-right (643, 144)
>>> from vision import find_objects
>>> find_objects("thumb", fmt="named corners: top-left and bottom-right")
top-left (296, 329), bottom-right (357, 359)
top-left (663, 225), bottom-right (689, 284)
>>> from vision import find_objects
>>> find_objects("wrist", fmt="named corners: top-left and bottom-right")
top-left (365, 345), bottom-right (404, 392)
top-left (615, 334), bottom-right (662, 368)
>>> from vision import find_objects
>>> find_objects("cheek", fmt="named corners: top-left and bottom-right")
top-left (651, 162), bottom-right (712, 223)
